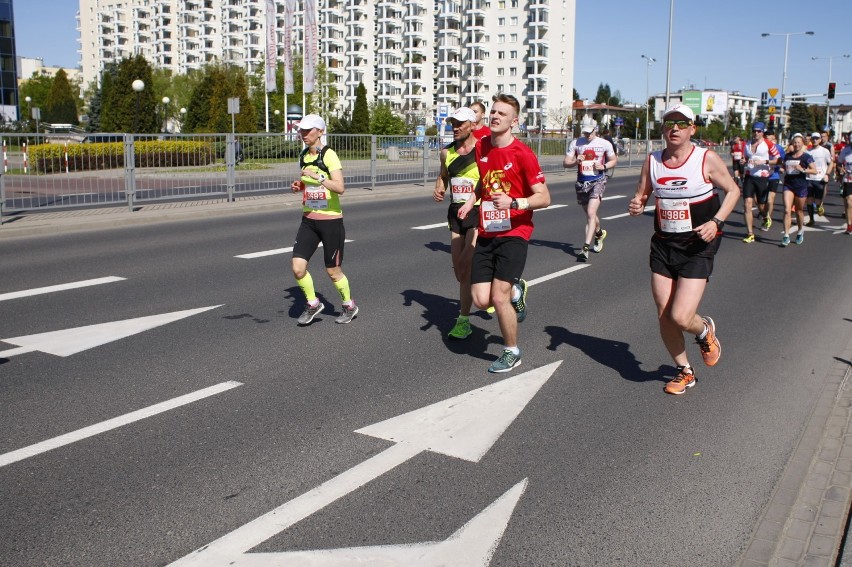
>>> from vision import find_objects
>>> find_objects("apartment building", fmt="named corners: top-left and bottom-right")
top-left (78, 0), bottom-right (575, 127)
top-left (0, 0), bottom-right (17, 122)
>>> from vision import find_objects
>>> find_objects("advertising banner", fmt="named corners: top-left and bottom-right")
top-left (264, 0), bottom-right (277, 92)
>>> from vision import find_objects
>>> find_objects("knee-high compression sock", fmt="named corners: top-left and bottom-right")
top-left (296, 272), bottom-right (318, 304)
top-left (333, 275), bottom-right (352, 304)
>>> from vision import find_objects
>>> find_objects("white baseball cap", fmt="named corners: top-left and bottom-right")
top-left (662, 103), bottom-right (696, 122)
top-left (581, 121), bottom-right (598, 134)
top-left (297, 114), bottom-right (326, 131)
top-left (810, 132), bottom-right (821, 139)
top-left (448, 107), bottom-right (477, 123)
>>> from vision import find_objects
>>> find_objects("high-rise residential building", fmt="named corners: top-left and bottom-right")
top-left (78, 0), bottom-right (575, 128)
top-left (0, 0), bottom-right (18, 122)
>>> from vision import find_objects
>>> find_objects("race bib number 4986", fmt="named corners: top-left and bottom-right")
top-left (657, 198), bottom-right (692, 233)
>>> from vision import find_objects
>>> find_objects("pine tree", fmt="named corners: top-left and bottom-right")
top-left (43, 69), bottom-right (79, 125)
top-left (351, 82), bottom-right (370, 134)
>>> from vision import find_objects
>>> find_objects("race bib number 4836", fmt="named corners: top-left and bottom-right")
top-left (480, 200), bottom-right (511, 233)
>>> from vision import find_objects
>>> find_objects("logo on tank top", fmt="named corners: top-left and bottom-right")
top-left (656, 176), bottom-right (689, 189)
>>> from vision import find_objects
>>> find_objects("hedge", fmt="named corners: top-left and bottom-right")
top-left (27, 140), bottom-right (216, 174)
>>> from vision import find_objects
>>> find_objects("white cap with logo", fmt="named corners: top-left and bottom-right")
top-left (662, 103), bottom-right (696, 122)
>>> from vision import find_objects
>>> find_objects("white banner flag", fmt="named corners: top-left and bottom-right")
top-left (264, 0), bottom-right (277, 92)
top-left (283, 0), bottom-right (295, 94)
top-left (304, 0), bottom-right (318, 93)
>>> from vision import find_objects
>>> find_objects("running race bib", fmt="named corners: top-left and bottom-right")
top-left (785, 160), bottom-right (801, 175)
top-left (304, 186), bottom-right (329, 209)
top-left (732, 151), bottom-right (742, 160)
top-left (580, 160), bottom-right (597, 176)
top-left (845, 169), bottom-right (852, 183)
top-left (450, 177), bottom-right (475, 202)
top-left (657, 198), bottom-right (692, 233)
top-left (480, 200), bottom-right (511, 233)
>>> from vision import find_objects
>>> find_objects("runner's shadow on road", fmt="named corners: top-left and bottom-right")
top-left (544, 325), bottom-right (673, 383)
top-left (528, 238), bottom-right (575, 255)
top-left (424, 241), bottom-right (451, 254)
top-left (401, 289), bottom-right (499, 361)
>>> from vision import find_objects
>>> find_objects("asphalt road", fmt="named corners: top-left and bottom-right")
top-left (1, 172), bottom-right (850, 566)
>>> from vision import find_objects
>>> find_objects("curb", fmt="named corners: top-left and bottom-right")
top-left (740, 334), bottom-right (852, 566)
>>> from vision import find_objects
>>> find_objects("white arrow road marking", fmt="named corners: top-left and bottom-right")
top-left (603, 205), bottom-right (654, 220)
top-left (0, 276), bottom-right (126, 302)
top-left (169, 361), bottom-right (561, 566)
top-left (0, 381), bottom-right (242, 469)
top-left (0, 305), bottom-right (222, 358)
top-left (601, 194), bottom-right (625, 200)
top-left (236, 241), bottom-right (354, 259)
top-left (227, 479), bottom-right (528, 567)
top-left (412, 204), bottom-right (568, 230)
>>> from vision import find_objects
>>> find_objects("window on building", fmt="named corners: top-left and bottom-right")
top-left (510, 16), bottom-right (518, 25)
top-left (498, 51), bottom-right (505, 59)
top-left (510, 34), bottom-right (517, 42)
top-left (510, 67), bottom-right (516, 76)
top-left (498, 17), bottom-right (505, 25)
top-left (498, 34), bottom-right (505, 42)
top-left (497, 68), bottom-right (504, 76)
top-left (510, 50), bottom-right (517, 59)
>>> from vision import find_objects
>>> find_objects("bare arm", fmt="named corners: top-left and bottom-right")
top-left (628, 155), bottom-right (653, 215)
top-left (433, 149), bottom-right (449, 202)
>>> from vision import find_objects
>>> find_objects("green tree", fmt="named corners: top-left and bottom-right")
top-left (183, 64), bottom-right (256, 133)
top-left (369, 103), bottom-right (408, 135)
top-left (43, 69), bottom-right (79, 125)
top-left (19, 72), bottom-right (53, 130)
top-left (351, 82), bottom-right (370, 134)
top-left (594, 83), bottom-right (611, 104)
top-left (788, 101), bottom-right (812, 136)
top-left (100, 55), bottom-right (157, 133)
top-left (573, 88), bottom-right (581, 101)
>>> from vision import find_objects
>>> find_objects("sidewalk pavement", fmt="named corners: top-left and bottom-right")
top-left (740, 336), bottom-right (852, 566)
top-left (3, 179), bottom-right (852, 566)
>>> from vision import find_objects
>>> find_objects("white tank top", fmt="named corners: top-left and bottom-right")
top-left (649, 146), bottom-right (719, 235)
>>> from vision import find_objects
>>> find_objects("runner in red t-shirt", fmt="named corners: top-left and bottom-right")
top-left (458, 94), bottom-right (551, 374)
top-left (470, 101), bottom-right (491, 141)
top-left (730, 136), bottom-right (745, 186)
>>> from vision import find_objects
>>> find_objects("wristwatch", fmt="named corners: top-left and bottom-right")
top-left (510, 199), bottom-right (519, 210)
top-left (712, 217), bottom-right (725, 229)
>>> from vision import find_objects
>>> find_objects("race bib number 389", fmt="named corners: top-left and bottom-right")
top-left (657, 198), bottom-right (692, 233)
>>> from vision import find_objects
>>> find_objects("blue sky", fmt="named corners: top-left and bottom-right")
top-left (13, 0), bottom-right (851, 105)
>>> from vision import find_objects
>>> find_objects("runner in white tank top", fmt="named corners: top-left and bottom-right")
top-left (628, 104), bottom-right (741, 396)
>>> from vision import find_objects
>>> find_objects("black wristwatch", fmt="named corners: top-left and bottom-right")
top-left (510, 199), bottom-right (519, 210)
top-left (712, 217), bottom-right (725, 229)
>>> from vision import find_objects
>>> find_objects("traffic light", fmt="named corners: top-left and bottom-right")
top-left (828, 82), bottom-right (836, 99)
top-left (768, 115), bottom-right (776, 129)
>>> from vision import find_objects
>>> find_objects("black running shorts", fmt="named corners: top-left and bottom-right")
top-left (447, 202), bottom-right (479, 235)
top-left (843, 183), bottom-right (852, 198)
top-left (649, 234), bottom-right (721, 281)
top-left (471, 236), bottom-right (528, 285)
top-left (292, 217), bottom-right (345, 268)
top-left (742, 176), bottom-right (770, 204)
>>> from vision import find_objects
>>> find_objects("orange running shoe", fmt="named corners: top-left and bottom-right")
top-left (665, 366), bottom-right (696, 395)
top-left (696, 316), bottom-right (721, 367)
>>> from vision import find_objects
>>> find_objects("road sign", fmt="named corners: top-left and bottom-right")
top-left (768, 88), bottom-right (779, 99)
top-left (768, 106), bottom-right (776, 115)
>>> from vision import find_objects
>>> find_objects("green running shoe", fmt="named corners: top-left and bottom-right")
top-left (448, 316), bottom-right (472, 339)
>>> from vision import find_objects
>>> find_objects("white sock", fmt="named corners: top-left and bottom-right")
top-left (511, 285), bottom-right (521, 302)
top-left (505, 346), bottom-right (520, 355)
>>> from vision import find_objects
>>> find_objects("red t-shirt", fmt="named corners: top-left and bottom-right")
top-left (475, 137), bottom-right (545, 240)
top-left (472, 126), bottom-right (491, 140)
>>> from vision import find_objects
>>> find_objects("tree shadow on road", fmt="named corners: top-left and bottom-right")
top-left (401, 289), bottom-right (499, 361)
top-left (544, 325), bottom-right (673, 383)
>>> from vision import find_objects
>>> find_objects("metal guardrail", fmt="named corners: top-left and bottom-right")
top-left (0, 132), bottom-right (706, 218)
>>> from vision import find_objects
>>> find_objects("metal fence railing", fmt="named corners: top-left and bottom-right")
top-left (0, 132), bottom-right (716, 218)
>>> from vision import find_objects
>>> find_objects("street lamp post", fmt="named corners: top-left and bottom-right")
top-left (132, 79), bottom-right (145, 133)
top-left (760, 31), bottom-right (814, 137)
top-left (23, 96), bottom-right (31, 129)
top-left (161, 96), bottom-right (170, 133)
top-left (641, 54), bottom-right (656, 153)
top-left (811, 54), bottom-right (850, 132)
